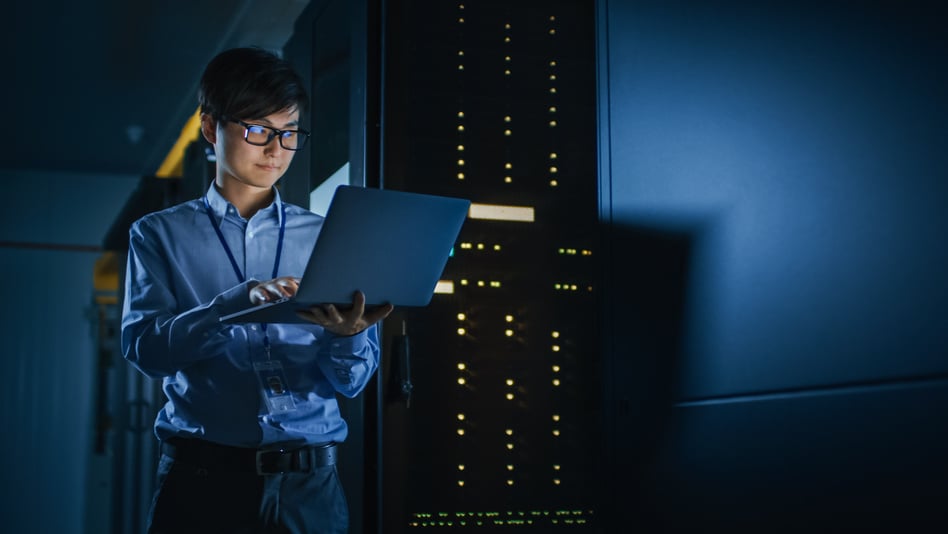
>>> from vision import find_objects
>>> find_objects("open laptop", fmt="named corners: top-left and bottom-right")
top-left (220, 185), bottom-right (470, 324)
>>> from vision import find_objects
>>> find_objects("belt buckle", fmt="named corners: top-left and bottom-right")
top-left (256, 449), bottom-right (285, 475)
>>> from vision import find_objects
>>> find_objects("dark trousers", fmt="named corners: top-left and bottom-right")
top-left (147, 452), bottom-right (349, 534)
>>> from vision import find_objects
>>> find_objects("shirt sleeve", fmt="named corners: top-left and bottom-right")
top-left (315, 325), bottom-right (382, 398)
top-left (120, 218), bottom-right (252, 379)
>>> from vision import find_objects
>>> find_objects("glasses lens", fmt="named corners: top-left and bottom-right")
top-left (244, 124), bottom-right (272, 146)
top-left (278, 131), bottom-right (302, 150)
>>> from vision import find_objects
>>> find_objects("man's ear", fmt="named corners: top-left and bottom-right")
top-left (200, 113), bottom-right (217, 144)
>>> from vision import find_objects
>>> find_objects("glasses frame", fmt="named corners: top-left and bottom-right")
top-left (227, 118), bottom-right (311, 151)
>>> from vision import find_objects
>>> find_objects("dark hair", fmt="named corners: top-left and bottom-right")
top-left (198, 47), bottom-right (308, 121)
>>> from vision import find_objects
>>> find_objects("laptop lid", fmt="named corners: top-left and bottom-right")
top-left (220, 185), bottom-right (470, 324)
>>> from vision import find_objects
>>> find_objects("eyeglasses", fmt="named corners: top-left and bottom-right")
top-left (228, 119), bottom-right (311, 151)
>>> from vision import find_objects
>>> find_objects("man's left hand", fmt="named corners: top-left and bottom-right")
top-left (296, 290), bottom-right (394, 336)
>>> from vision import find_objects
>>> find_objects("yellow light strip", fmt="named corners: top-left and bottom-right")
top-left (468, 203), bottom-right (535, 222)
top-left (155, 107), bottom-right (203, 178)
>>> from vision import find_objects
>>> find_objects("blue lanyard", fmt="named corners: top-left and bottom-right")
top-left (203, 195), bottom-right (286, 283)
top-left (203, 195), bottom-right (287, 353)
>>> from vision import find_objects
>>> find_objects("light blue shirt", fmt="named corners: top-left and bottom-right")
top-left (121, 184), bottom-right (380, 448)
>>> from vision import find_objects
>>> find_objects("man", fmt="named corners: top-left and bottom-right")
top-left (122, 47), bottom-right (392, 534)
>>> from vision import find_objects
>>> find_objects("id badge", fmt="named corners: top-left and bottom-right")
top-left (253, 360), bottom-right (297, 414)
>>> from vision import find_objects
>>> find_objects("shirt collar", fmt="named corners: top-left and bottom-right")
top-left (204, 183), bottom-right (284, 225)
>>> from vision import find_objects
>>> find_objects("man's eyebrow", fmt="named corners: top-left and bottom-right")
top-left (248, 117), bottom-right (300, 128)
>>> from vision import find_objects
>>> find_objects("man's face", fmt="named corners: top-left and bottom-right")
top-left (207, 108), bottom-right (301, 191)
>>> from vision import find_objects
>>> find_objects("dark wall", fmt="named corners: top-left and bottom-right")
top-left (600, 0), bottom-right (948, 530)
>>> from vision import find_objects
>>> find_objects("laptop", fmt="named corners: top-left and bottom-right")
top-left (220, 185), bottom-right (471, 324)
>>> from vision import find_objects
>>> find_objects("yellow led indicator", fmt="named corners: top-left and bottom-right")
top-left (550, 16), bottom-right (556, 21)
top-left (549, 120), bottom-right (558, 127)
top-left (458, 125), bottom-right (465, 132)
top-left (458, 50), bottom-right (464, 56)
top-left (549, 153), bottom-right (558, 159)
top-left (494, 244), bottom-right (502, 251)
top-left (503, 116), bottom-right (512, 122)
top-left (504, 37), bottom-right (511, 43)
top-left (460, 279), bottom-right (469, 285)
top-left (505, 23), bottom-right (511, 29)
top-left (460, 242), bottom-right (472, 249)
top-left (457, 144), bottom-right (465, 151)
top-left (506, 379), bottom-right (515, 386)
top-left (504, 176), bottom-right (512, 183)
top-left (457, 328), bottom-right (466, 336)
top-left (457, 378), bottom-right (466, 385)
top-left (550, 60), bottom-right (557, 67)
top-left (553, 464), bottom-right (561, 470)
top-left (506, 464), bottom-right (515, 471)
top-left (549, 29), bottom-right (556, 35)
top-left (552, 415), bottom-right (561, 422)
top-left (552, 430), bottom-right (561, 436)
top-left (505, 329), bottom-right (514, 337)
top-left (549, 166), bottom-right (558, 173)
top-left (458, 480), bottom-right (465, 487)
top-left (458, 464), bottom-right (465, 470)
top-left (549, 106), bottom-right (557, 113)
top-left (552, 345), bottom-right (560, 352)
top-left (458, 17), bottom-right (465, 23)
top-left (477, 280), bottom-right (485, 287)
top-left (550, 180), bottom-right (558, 187)
top-left (506, 393), bottom-right (514, 400)
top-left (552, 379), bottom-right (561, 386)
top-left (552, 331), bottom-right (560, 338)
top-left (458, 64), bottom-right (465, 71)
top-left (457, 172), bottom-right (465, 180)
top-left (504, 129), bottom-right (512, 136)
top-left (458, 159), bottom-right (465, 166)
top-left (506, 443), bottom-right (514, 450)
top-left (505, 429), bottom-right (514, 436)
top-left (505, 315), bottom-right (514, 322)
top-left (552, 365), bottom-right (561, 372)
top-left (506, 480), bottom-right (514, 486)
top-left (549, 87), bottom-right (557, 94)
top-left (504, 69), bottom-right (511, 76)
top-left (457, 428), bottom-right (465, 435)
top-left (458, 413), bottom-right (466, 420)
top-left (504, 162), bottom-right (512, 169)
top-left (550, 74), bottom-right (558, 81)
top-left (457, 313), bottom-right (466, 320)
top-left (476, 243), bottom-right (484, 250)
top-left (553, 479), bottom-right (561, 485)
top-left (457, 363), bottom-right (466, 371)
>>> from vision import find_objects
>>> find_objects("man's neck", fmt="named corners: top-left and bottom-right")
top-left (215, 178), bottom-right (274, 219)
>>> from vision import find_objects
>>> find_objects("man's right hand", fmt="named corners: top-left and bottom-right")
top-left (250, 276), bottom-right (300, 305)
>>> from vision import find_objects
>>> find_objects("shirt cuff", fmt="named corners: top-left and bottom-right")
top-left (325, 329), bottom-right (370, 358)
top-left (212, 281), bottom-right (258, 319)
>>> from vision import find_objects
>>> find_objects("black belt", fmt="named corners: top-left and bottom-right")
top-left (162, 438), bottom-right (337, 475)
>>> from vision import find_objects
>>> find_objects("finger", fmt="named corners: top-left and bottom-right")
top-left (350, 291), bottom-right (366, 316)
top-left (295, 309), bottom-right (322, 324)
top-left (323, 304), bottom-right (344, 324)
top-left (303, 305), bottom-right (329, 323)
top-left (250, 287), bottom-right (269, 305)
top-left (364, 303), bottom-right (394, 325)
top-left (276, 278), bottom-right (299, 297)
